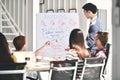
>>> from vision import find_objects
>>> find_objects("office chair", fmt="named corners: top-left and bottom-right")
top-left (49, 59), bottom-right (78, 80)
top-left (0, 62), bottom-right (26, 80)
top-left (76, 60), bottom-right (84, 80)
top-left (102, 43), bottom-right (111, 80)
top-left (77, 57), bottom-right (105, 80)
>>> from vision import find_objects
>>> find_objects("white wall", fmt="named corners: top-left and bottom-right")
top-left (33, 0), bottom-right (39, 51)
top-left (112, 0), bottom-right (120, 80)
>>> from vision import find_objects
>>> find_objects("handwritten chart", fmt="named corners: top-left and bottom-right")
top-left (36, 13), bottom-right (79, 60)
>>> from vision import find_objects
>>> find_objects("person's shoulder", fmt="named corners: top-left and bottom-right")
top-left (95, 17), bottom-right (101, 25)
top-left (85, 49), bottom-right (91, 57)
top-left (97, 50), bottom-right (104, 54)
top-left (11, 53), bottom-right (17, 62)
top-left (96, 50), bottom-right (106, 58)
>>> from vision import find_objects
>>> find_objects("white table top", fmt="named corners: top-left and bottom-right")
top-left (26, 62), bottom-right (50, 72)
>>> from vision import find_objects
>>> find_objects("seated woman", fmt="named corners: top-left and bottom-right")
top-left (0, 32), bottom-right (18, 80)
top-left (52, 29), bottom-right (91, 80)
top-left (66, 28), bottom-right (91, 60)
top-left (0, 33), bottom-right (15, 64)
top-left (93, 32), bottom-right (109, 58)
top-left (82, 32), bottom-right (109, 80)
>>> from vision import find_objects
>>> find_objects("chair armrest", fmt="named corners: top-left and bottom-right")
top-left (85, 64), bottom-right (105, 67)
top-left (0, 69), bottom-right (26, 74)
top-left (53, 67), bottom-right (77, 71)
top-left (50, 59), bottom-right (78, 64)
top-left (0, 62), bottom-right (27, 70)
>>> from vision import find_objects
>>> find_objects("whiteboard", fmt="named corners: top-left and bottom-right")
top-left (36, 13), bottom-right (79, 60)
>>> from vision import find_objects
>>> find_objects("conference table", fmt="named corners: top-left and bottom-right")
top-left (13, 52), bottom-right (52, 80)
top-left (26, 62), bottom-right (51, 80)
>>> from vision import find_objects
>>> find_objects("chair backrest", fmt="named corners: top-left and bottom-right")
top-left (105, 43), bottom-right (110, 58)
top-left (49, 59), bottom-right (78, 80)
top-left (0, 62), bottom-right (26, 80)
top-left (76, 60), bottom-right (84, 80)
top-left (77, 57), bottom-right (105, 80)
top-left (104, 43), bottom-right (110, 69)
top-left (102, 43), bottom-right (111, 79)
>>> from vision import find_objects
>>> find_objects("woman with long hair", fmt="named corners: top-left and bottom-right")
top-left (66, 28), bottom-right (91, 60)
top-left (0, 32), bottom-right (14, 63)
top-left (0, 32), bottom-right (17, 80)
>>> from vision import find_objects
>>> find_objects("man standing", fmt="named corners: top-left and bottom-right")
top-left (82, 3), bottom-right (102, 54)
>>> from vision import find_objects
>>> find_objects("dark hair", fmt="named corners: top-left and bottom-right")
top-left (0, 32), bottom-right (14, 63)
top-left (13, 35), bottom-right (25, 51)
top-left (97, 32), bottom-right (108, 46)
top-left (69, 29), bottom-right (85, 49)
top-left (82, 3), bottom-right (97, 14)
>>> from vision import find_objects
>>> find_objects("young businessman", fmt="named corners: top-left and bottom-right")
top-left (82, 3), bottom-right (102, 54)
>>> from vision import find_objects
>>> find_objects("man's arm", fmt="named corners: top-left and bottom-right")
top-left (86, 25), bottom-right (98, 48)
